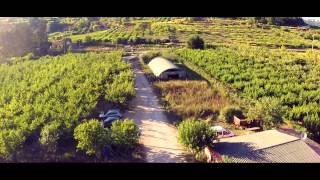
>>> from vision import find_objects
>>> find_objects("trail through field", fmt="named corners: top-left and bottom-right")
top-left (123, 56), bottom-right (191, 163)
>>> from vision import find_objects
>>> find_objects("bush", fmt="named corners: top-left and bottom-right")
top-left (110, 119), bottom-right (140, 153)
top-left (140, 51), bottom-right (161, 64)
top-left (247, 97), bottom-right (283, 130)
top-left (74, 119), bottom-right (110, 157)
top-left (219, 106), bottom-right (243, 123)
top-left (178, 119), bottom-right (216, 154)
top-left (187, 35), bottom-right (204, 49)
top-left (0, 129), bottom-right (25, 160)
top-left (303, 114), bottom-right (320, 139)
top-left (39, 121), bottom-right (62, 152)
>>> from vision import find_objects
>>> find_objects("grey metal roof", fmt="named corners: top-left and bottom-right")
top-left (148, 57), bottom-right (180, 76)
top-left (214, 130), bottom-right (320, 163)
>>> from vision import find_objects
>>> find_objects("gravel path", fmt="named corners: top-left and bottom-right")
top-left (124, 57), bottom-right (191, 163)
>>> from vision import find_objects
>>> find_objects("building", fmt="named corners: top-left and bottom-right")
top-left (214, 130), bottom-right (320, 163)
top-left (148, 57), bottom-right (186, 80)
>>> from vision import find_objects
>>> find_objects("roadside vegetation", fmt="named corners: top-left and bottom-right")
top-left (178, 119), bottom-right (216, 156)
top-left (74, 118), bottom-right (140, 159)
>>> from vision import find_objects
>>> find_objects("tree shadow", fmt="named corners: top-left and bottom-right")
top-left (175, 64), bottom-right (209, 83)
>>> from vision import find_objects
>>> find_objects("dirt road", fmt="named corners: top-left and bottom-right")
top-left (124, 57), bottom-right (191, 163)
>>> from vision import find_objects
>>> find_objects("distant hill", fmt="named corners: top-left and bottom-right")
top-left (303, 19), bottom-right (320, 27)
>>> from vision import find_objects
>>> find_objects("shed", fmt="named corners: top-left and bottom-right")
top-left (148, 57), bottom-right (186, 80)
top-left (214, 130), bottom-right (320, 163)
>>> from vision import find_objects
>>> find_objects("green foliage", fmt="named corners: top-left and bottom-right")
top-left (47, 18), bottom-right (66, 33)
top-left (304, 114), bottom-right (320, 139)
top-left (0, 52), bottom-right (135, 159)
top-left (178, 119), bottom-right (216, 154)
top-left (254, 17), bottom-right (306, 26)
top-left (219, 106), bottom-right (243, 123)
top-left (174, 46), bottom-right (320, 131)
top-left (105, 70), bottom-right (135, 105)
top-left (110, 119), bottom-right (140, 153)
top-left (39, 121), bottom-right (62, 152)
top-left (74, 119), bottom-right (110, 157)
top-left (221, 155), bottom-right (234, 163)
top-left (0, 129), bottom-right (25, 160)
top-left (140, 51), bottom-right (161, 64)
top-left (247, 97), bottom-right (283, 130)
top-left (187, 35), bottom-right (204, 49)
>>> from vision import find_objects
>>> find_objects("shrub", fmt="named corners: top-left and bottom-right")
top-left (39, 121), bottom-right (62, 152)
top-left (84, 36), bottom-right (92, 45)
top-left (178, 119), bottom-right (216, 154)
top-left (187, 35), bottom-right (204, 49)
top-left (73, 119), bottom-right (110, 157)
top-left (0, 129), bottom-right (25, 160)
top-left (303, 114), bottom-right (320, 139)
top-left (110, 119), bottom-right (140, 153)
top-left (247, 97), bottom-right (283, 130)
top-left (219, 106), bottom-right (243, 123)
top-left (140, 51), bottom-right (161, 64)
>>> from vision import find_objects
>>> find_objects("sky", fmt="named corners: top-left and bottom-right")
top-left (302, 17), bottom-right (320, 21)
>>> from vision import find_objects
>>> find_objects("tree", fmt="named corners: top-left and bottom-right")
top-left (39, 121), bottom-right (62, 152)
top-left (47, 18), bottom-right (66, 33)
top-left (303, 114), bottom-right (320, 139)
top-left (110, 119), bottom-right (140, 153)
top-left (187, 35), bottom-right (204, 49)
top-left (135, 22), bottom-right (150, 36)
top-left (29, 17), bottom-right (49, 56)
top-left (247, 97), bottom-right (283, 130)
top-left (0, 129), bottom-right (25, 160)
top-left (219, 106), bottom-right (243, 123)
top-left (74, 119), bottom-right (110, 157)
top-left (84, 36), bottom-right (93, 46)
top-left (178, 119), bottom-right (216, 154)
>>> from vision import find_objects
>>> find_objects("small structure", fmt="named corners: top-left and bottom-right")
top-left (148, 57), bottom-right (186, 80)
top-left (214, 130), bottom-right (320, 163)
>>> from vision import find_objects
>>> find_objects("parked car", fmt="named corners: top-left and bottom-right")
top-left (103, 116), bottom-right (121, 128)
top-left (99, 109), bottom-right (122, 119)
top-left (211, 126), bottom-right (235, 138)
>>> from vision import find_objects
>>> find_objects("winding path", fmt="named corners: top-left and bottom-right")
top-left (123, 57), bottom-right (191, 163)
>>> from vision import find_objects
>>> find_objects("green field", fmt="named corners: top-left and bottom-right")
top-left (48, 17), bottom-right (320, 49)
top-left (173, 45), bottom-right (320, 137)
top-left (0, 52), bottom-right (135, 160)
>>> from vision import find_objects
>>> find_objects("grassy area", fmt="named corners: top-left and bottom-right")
top-left (154, 80), bottom-right (230, 120)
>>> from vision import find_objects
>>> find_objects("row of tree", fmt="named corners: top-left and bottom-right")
top-left (175, 46), bottom-right (320, 139)
top-left (0, 52), bottom-right (135, 160)
top-left (248, 17), bottom-right (306, 27)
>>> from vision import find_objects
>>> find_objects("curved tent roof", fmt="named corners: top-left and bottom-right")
top-left (148, 57), bottom-right (179, 76)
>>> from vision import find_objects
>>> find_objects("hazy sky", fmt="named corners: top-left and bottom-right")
top-left (302, 17), bottom-right (320, 20)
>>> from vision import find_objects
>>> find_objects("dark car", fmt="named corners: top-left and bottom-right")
top-left (103, 116), bottom-right (121, 128)
top-left (99, 109), bottom-right (122, 119)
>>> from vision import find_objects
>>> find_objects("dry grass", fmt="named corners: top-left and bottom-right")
top-left (154, 80), bottom-right (230, 120)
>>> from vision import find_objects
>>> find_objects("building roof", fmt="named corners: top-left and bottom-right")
top-left (148, 57), bottom-right (180, 76)
top-left (214, 130), bottom-right (320, 163)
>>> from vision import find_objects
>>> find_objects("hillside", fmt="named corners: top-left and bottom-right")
top-left (47, 17), bottom-right (320, 49)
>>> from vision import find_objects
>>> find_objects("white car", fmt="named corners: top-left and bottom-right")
top-left (211, 126), bottom-right (235, 138)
